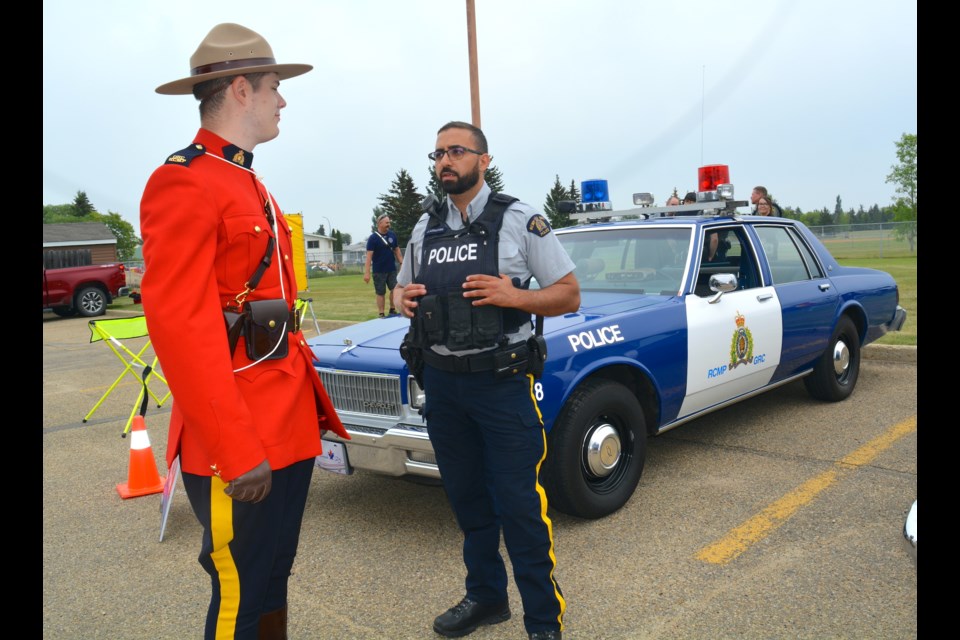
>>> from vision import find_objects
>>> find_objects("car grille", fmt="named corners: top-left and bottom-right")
top-left (316, 369), bottom-right (402, 418)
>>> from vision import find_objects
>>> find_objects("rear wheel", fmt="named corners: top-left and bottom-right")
top-left (803, 315), bottom-right (861, 402)
top-left (75, 286), bottom-right (107, 317)
top-left (542, 379), bottom-right (646, 519)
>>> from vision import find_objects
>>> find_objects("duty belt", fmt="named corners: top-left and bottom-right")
top-left (421, 341), bottom-right (528, 376)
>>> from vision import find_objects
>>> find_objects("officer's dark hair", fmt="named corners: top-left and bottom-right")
top-left (194, 72), bottom-right (269, 118)
top-left (437, 121), bottom-right (488, 154)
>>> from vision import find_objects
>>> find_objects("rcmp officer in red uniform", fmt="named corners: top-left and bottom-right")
top-left (394, 121), bottom-right (580, 640)
top-left (140, 23), bottom-right (348, 640)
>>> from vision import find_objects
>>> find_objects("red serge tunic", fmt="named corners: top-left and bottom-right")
top-left (140, 128), bottom-right (347, 481)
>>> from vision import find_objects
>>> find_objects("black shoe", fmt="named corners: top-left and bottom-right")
top-left (528, 631), bottom-right (561, 640)
top-left (433, 597), bottom-right (510, 637)
top-left (388, 308), bottom-right (399, 316)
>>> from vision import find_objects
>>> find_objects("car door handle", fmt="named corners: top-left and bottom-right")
top-left (818, 283), bottom-right (831, 291)
top-left (757, 292), bottom-right (774, 301)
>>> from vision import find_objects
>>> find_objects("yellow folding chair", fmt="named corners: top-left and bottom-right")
top-left (84, 316), bottom-right (171, 435)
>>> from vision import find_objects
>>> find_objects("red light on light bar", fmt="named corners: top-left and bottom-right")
top-left (698, 164), bottom-right (730, 192)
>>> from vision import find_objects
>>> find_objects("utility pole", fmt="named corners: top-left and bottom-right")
top-left (466, 0), bottom-right (481, 128)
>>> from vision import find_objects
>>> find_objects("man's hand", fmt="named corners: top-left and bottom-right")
top-left (363, 272), bottom-right (371, 284)
top-left (462, 274), bottom-right (521, 307)
top-left (224, 459), bottom-right (272, 503)
top-left (394, 283), bottom-right (427, 318)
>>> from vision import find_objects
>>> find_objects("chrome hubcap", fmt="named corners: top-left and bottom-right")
top-left (832, 339), bottom-right (850, 377)
top-left (585, 424), bottom-right (621, 478)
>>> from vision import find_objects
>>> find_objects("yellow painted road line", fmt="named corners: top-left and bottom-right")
top-left (695, 416), bottom-right (917, 565)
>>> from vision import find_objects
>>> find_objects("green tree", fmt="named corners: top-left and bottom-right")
top-left (315, 223), bottom-right (326, 235)
top-left (72, 190), bottom-right (95, 217)
top-left (543, 175), bottom-right (573, 229)
top-left (426, 166), bottom-right (444, 202)
top-left (568, 180), bottom-right (581, 205)
top-left (484, 164), bottom-right (506, 193)
top-left (885, 133), bottom-right (917, 252)
top-left (833, 195), bottom-right (844, 225)
top-left (43, 204), bottom-right (76, 223)
top-left (92, 211), bottom-right (139, 261)
top-left (377, 169), bottom-right (422, 247)
top-left (369, 206), bottom-right (386, 234)
top-left (332, 229), bottom-right (343, 252)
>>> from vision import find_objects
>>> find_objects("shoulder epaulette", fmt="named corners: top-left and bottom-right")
top-left (164, 143), bottom-right (206, 167)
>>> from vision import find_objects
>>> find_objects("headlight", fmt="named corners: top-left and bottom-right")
top-left (408, 376), bottom-right (426, 410)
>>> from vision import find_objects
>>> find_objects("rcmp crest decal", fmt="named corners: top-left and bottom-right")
top-left (728, 311), bottom-right (754, 368)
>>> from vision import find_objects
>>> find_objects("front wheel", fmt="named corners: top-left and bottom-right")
top-left (75, 286), bottom-right (107, 317)
top-left (803, 315), bottom-right (861, 402)
top-left (541, 379), bottom-right (646, 519)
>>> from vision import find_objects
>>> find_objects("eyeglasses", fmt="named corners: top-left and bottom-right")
top-left (428, 146), bottom-right (484, 162)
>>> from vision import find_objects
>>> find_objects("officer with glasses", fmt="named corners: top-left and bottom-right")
top-left (393, 121), bottom-right (579, 640)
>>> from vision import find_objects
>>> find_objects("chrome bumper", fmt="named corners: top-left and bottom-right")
top-left (325, 421), bottom-right (440, 478)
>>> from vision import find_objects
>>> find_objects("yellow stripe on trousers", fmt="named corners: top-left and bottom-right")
top-left (210, 475), bottom-right (241, 640)
top-left (529, 374), bottom-right (567, 630)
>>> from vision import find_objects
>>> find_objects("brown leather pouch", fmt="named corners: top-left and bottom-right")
top-left (244, 299), bottom-right (291, 361)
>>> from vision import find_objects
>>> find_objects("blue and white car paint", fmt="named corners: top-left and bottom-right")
top-left (308, 213), bottom-right (906, 519)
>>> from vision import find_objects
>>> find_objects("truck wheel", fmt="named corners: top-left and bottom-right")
top-left (541, 379), bottom-right (646, 519)
top-left (51, 306), bottom-right (77, 318)
top-left (75, 286), bottom-right (107, 317)
top-left (803, 315), bottom-right (861, 402)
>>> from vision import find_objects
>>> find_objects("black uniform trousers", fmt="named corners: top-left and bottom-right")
top-left (182, 457), bottom-right (314, 640)
top-left (423, 364), bottom-right (566, 634)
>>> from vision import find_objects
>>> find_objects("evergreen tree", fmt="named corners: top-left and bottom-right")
top-left (885, 132), bottom-right (917, 252)
top-left (333, 230), bottom-right (343, 252)
top-left (833, 196), bottom-right (844, 225)
top-left (568, 179), bottom-right (581, 205)
top-left (426, 166), bottom-right (444, 202)
top-left (543, 175), bottom-right (573, 229)
top-left (72, 190), bottom-right (95, 217)
top-left (377, 169), bottom-right (422, 247)
top-left (370, 206), bottom-right (386, 234)
top-left (315, 224), bottom-right (326, 236)
top-left (484, 164), bottom-right (506, 193)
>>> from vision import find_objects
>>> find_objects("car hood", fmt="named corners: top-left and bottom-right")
top-left (308, 291), bottom-right (670, 370)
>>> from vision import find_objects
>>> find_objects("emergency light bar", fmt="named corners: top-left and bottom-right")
top-left (564, 165), bottom-right (745, 222)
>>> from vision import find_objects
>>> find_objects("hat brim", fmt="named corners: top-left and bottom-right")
top-left (156, 63), bottom-right (313, 95)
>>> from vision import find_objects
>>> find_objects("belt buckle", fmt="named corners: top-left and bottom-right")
top-left (293, 308), bottom-right (301, 333)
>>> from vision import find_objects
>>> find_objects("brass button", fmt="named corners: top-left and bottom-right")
top-left (510, 352), bottom-right (517, 360)
top-left (268, 319), bottom-right (276, 328)
top-left (284, 254), bottom-right (289, 260)
top-left (254, 225), bottom-right (262, 233)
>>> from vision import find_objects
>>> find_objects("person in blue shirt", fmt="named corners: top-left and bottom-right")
top-left (363, 214), bottom-right (404, 317)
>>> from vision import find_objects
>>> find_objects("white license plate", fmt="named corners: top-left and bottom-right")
top-left (316, 440), bottom-right (352, 475)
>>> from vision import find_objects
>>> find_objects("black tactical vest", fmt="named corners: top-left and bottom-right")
top-left (413, 193), bottom-right (531, 351)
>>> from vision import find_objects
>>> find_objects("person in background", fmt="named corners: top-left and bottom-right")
top-left (683, 191), bottom-right (697, 205)
top-left (751, 185), bottom-right (768, 212)
top-left (394, 121), bottom-right (579, 640)
top-left (363, 213), bottom-right (403, 317)
top-left (756, 195), bottom-right (776, 217)
top-left (139, 23), bottom-right (348, 640)
top-left (665, 195), bottom-right (681, 207)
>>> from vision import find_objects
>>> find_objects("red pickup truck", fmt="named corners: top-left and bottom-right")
top-left (42, 263), bottom-right (129, 317)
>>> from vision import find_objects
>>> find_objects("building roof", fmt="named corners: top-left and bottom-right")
top-left (43, 222), bottom-right (117, 246)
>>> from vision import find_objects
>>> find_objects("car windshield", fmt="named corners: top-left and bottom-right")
top-left (556, 226), bottom-right (691, 294)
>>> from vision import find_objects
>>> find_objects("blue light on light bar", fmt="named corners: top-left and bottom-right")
top-left (581, 179), bottom-right (610, 203)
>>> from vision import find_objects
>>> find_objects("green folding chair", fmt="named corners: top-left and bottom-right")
top-left (84, 315), bottom-right (171, 435)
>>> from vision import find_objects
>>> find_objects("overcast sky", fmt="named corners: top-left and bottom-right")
top-left (43, 0), bottom-right (917, 243)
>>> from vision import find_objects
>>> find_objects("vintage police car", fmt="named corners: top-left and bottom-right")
top-left (308, 172), bottom-right (906, 520)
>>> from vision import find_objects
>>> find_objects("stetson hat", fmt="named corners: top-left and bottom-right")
top-left (156, 23), bottom-right (312, 95)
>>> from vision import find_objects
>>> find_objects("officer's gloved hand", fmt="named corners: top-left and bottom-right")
top-left (224, 459), bottom-right (272, 503)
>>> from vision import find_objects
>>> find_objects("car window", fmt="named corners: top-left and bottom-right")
top-left (755, 226), bottom-right (824, 284)
top-left (694, 226), bottom-right (761, 296)
top-left (556, 227), bottom-right (690, 294)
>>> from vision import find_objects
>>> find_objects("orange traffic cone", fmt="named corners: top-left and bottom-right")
top-left (116, 415), bottom-right (165, 499)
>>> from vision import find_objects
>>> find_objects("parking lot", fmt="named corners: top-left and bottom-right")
top-left (43, 309), bottom-right (916, 639)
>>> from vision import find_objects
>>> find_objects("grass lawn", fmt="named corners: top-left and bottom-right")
top-left (112, 256), bottom-right (916, 346)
